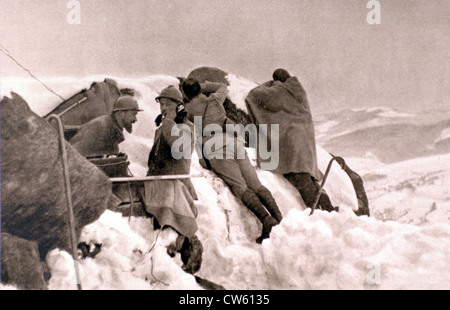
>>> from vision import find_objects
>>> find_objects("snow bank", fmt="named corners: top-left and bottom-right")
top-left (263, 208), bottom-right (450, 289)
top-left (47, 211), bottom-right (202, 290)
top-left (225, 73), bottom-right (258, 112)
top-left (45, 205), bottom-right (450, 290)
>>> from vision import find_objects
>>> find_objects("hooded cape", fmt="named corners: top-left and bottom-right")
top-left (245, 76), bottom-right (320, 179)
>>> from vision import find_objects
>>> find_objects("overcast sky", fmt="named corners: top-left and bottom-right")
top-left (1, 0), bottom-right (449, 112)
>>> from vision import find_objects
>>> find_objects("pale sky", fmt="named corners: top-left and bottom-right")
top-left (1, 0), bottom-right (449, 112)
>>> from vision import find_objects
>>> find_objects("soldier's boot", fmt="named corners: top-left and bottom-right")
top-left (317, 190), bottom-right (337, 212)
top-left (256, 186), bottom-right (283, 224)
top-left (180, 235), bottom-right (203, 275)
top-left (241, 189), bottom-right (278, 244)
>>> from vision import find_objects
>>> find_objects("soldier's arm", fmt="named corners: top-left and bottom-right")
top-left (250, 84), bottom-right (283, 112)
top-left (202, 82), bottom-right (229, 105)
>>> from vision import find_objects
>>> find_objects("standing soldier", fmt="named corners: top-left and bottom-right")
top-left (246, 68), bottom-right (336, 212)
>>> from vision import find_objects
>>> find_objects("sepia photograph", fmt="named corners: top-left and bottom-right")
top-left (1, 0), bottom-right (449, 294)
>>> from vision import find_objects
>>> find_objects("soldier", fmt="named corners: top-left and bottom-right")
top-left (144, 85), bottom-right (202, 274)
top-left (182, 78), bottom-right (282, 244)
top-left (70, 96), bottom-right (142, 157)
top-left (246, 68), bottom-right (336, 212)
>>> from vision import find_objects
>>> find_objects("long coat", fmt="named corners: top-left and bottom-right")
top-left (70, 113), bottom-right (124, 157)
top-left (245, 76), bottom-right (321, 180)
top-left (147, 117), bottom-right (198, 200)
top-left (144, 117), bottom-right (199, 237)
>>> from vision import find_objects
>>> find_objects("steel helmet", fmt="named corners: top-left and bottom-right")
top-left (112, 96), bottom-right (143, 112)
top-left (155, 85), bottom-right (184, 104)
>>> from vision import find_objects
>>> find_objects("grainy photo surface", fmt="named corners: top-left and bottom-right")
top-left (1, 0), bottom-right (449, 292)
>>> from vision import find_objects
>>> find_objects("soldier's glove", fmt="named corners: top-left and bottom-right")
top-left (174, 104), bottom-right (188, 124)
top-left (155, 114), bottom-right (163, 127)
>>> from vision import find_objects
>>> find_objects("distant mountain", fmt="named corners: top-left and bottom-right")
top-left (314, 107), bottom-right (450, 163)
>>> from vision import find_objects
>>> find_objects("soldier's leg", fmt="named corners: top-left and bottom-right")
top-left (284, 172), bottom-right (318, 208)
top-left (285, 172), bottom-right (335, 211)
top-left (236, 152), bottom-right (263, 193)
top-left (208, 158), bottom-right (249, 198)
top-left (236, 153), bottom-right (283, 223)
top-left (313, 180), bottom-right (336, 212)
top-left (209, 157), bottom-right (277, 243)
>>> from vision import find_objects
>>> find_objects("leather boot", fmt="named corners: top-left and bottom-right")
top-left (256, 186), bottom-right (283, 223)
top-left (318, 190), bottom-right (337, 212)
top-left (241, 189), bottom-right (278, 244)
top-left (283, 173), bottom-right (316, 208)
top-left (256, 216), bottom-right (278, 244)
top-left (180, 235), bottom-right (203, 275)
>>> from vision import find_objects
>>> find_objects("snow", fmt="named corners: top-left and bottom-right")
top-left (263, 208), bottom-right (450, 289)
top-left (1, 76), bottom-right (103, 116)
top-left (349, 107), bottom-right (415, 118)
top-left (315, 120), bottom-right (340, 140)
top-left (434, 128), bottom-right (450, 144)
top-left (378, 110), bottom-right (416, 119)
top-left (354, 153), bottom-right (450, 227)
top-left (225, 73), bottom-right (258, 112)
top-left (46, 211), bottom-right (203, 290)
top-left (1, 75), bottom-right (449, 290)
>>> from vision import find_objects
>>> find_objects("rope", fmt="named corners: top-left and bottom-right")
top-left (147, 229), bottom-right (169, 286)
top-left (150, 256), bottom-right (169, 286)
top-left (0, 43), bottom-right (66, 101)
top-left (148, 228), bottom-right (162, 254)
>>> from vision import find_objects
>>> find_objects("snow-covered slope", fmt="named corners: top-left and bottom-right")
top-left (1, 75), bottom-right (449, 290)
top-left (315, 107), bottom-right (450, 163)
top-left (347, 154), bottom-right (450, 226)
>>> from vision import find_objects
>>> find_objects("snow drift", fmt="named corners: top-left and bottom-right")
top-left (1, 74), bottom-right (449, 290)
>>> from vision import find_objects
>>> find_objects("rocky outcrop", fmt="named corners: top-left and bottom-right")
top-left (1, 93), bottom-right (112, 260)
top-left (1, 233), bottom-right (49, 290)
